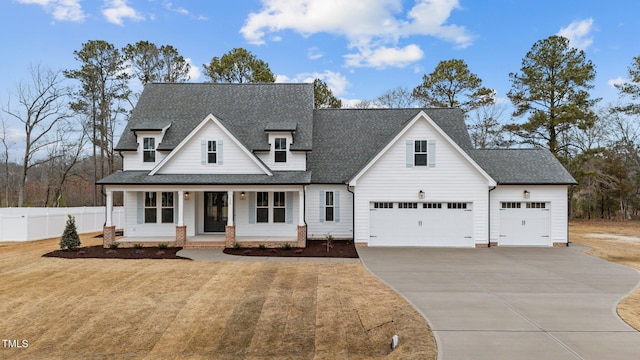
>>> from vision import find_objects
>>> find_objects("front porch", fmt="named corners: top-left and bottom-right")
top-left (113, 234), bottom-right (300, 249)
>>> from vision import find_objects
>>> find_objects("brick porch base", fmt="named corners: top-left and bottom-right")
top-left (103, 226), bottom-right (116, 248)
top-left (296, 225), bottom-right (307, 248)
top-left (225, 225), bottom-right (236, 248)
top-left (176, 226), bottom-right (187, 246)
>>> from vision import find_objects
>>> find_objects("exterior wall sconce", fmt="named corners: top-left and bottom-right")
top-left (184, 192), bottom-right (190, 200)
top-left (418, 190), bottom-right (425, 199)
top-left (240, 191), bottom-right (246, 200)
top-left (523, 190), bottom-right (530, 199)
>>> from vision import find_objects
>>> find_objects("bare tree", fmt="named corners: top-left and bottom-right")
top-left (43, 123), bottom-right (87, 206)
top-left (467, 103), bottom-right (510, 149)
top-left (376, 87), bottom-right (418, 108)
top-left (2, 65), bottom-right (71, 206)
top-left (0, 119), bottom-right (12, 206)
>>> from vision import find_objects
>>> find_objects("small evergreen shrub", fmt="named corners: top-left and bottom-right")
top-left (281, 242), bottom-right (292, 250)
top-left (59, 215), bottom-right (81, 251)
top-left (258, 244), bottom-right (267, 249)
top-left (133, 243), bottom-right (143, 249)
top-left (233, 242), bottom-right (241, 249)
top-left (108, 242), bottom-right (120, 249)
top-left (158, 242), bottom-right (168, 249)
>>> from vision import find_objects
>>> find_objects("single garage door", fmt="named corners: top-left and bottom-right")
top-left (499, 202), bottom-right (551, 246)
top-left (369, 202), bottom-right (473, 247)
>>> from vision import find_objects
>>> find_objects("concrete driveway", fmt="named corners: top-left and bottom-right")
top-left (358, 246), bottom-right (640, 360)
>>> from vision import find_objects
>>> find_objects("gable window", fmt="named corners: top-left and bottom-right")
top-left (207, 141), bottom-right (217, 164)
top-left (144, 192), bottom-right (157, 223)
top-left (161, 192), bottom-right (174, 223)
top-left (273, 192), bottom-right (286, 223)
top-left (143, 137), bottom-right (156, 163)
top-left (275, 138), bottom-right (287, 163)
top-left (414, 140), bottom-right (427, 166)
top-left (256, 192), bottom-right (269, 223)
top-left (325, 191), bottom-right (334, 221)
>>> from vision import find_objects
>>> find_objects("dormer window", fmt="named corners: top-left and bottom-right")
top-left (274, 138), bottom-right (287, 163)
top-left (207, 141), bottom-right (217, 164)
top-left (143, 137), bottom-right (155, 162)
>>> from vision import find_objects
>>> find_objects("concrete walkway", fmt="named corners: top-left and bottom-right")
top-left (358, 246), bottom-right (640, 360)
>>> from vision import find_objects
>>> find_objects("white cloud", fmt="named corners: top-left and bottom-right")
top-left (558, 18), bottom-right (594, 51)
top-left (240, 0), bottom-right (472, 68)
top-left (185, 58), bottom-right (201, 81)
top-left (102, 0), bottom-right (144, 26)
top-left (275, 70), bottom-right (349, 96)
top-left (163, 1), bottom-right (189, 15)
top-left (18, 0), bottom-right (85, 22)
top-left (307, 46), bottom-right (323, 60)
top-left (608, 77), bottom-right (626, 88)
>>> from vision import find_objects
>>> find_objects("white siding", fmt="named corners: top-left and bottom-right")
top-left (122, 132), bottom-right (168, 171)
top-left (123, 191), bottom-right (176, 237)
top-left (306, 185), bottom-right (354, 239)
top-left (490, 185), bottom-right (569, 246)
top-left (158, 121), bottom-right (265, 174)
top-left (353, 119), bottom-right (490, 246)
top-left (255, 132), bottom-right (307, 171)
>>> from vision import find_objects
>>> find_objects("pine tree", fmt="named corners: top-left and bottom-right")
top-left (60, 215), bottom-right (81, 251)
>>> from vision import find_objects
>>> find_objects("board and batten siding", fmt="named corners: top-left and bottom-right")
top-left (353, 119), bottom-right (490, 246)
top-left (158, 121), bottom-right (265, 174)
top-left (305, 185), bottom-right (353, 239)
top-left (489, 185), bottom-right (569, 245)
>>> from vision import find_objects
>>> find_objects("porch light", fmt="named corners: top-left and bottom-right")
top-left (240, 191), bottom-right (246, 200)
top-left (418, 190), bottom-right (425, 199)
top-left (523, 190), bottom-right (530, 199)
top-left (184, 192), bottom-right (190, 200)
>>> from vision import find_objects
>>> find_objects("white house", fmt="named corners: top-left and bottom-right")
top-left (98, 83), bottom-right (576, 248)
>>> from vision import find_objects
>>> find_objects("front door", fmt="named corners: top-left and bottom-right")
top-left (204, 192), bottom-right (228, 232)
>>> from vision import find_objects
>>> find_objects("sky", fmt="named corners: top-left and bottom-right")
top-left (0, 0), bottom-right (639, 150)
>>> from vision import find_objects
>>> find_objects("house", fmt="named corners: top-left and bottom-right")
top-left (98, 83), bottom-right (576, 248)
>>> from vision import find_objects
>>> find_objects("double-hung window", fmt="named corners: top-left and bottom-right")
top-left (144, 192), bottom-right (157, 223)
top-left (325, 191), bottom-right (334, 221)
top-left (207, 141), bottom-right (217, 164)
top-left (273, 192), bottom-right (286, 223)
top-left (274, 138), bottom-right (287, 163)
top-left (414, 140), bottom-right (427, 166)
top-left (256, 192), bottom-right (269, 223)
top-left (143, 137), bottom-right (156, 163)
top-left (161, 192), bottom-right (174, 223)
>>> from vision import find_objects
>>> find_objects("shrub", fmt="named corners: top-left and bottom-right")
top-left (158, 242), bottom-right (168, 249)
top-left (258, 244), bottom-right (267, 249)
top-left (326, 233), bottom-right (334, 252)
top-left (108, 242), bottom-right (120, 249)
top-left (133, 243), bottom-right (143, 249)
top-left (233, 242), bottom-right (241, 249)
top-left (59, 215), bottom-right (81, 251)
top-left (281, 242), bottom-right (292, 250)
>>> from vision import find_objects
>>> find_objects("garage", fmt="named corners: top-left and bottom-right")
top-left (498, 202), bottom-right (551, 246)
top-left (369, 202), bottom-right (473, 247)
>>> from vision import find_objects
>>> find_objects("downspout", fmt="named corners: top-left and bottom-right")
top-left (488, 186), bottom-right (497, 247)
top-left (347, 184), bottom-right (355, 241)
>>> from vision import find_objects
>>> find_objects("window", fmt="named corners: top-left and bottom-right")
top-left (144, 192), bottom-right (157, 223)
top-left (256, 192), bottom-right (269, 223)
top-left (143, 137), bottom-right (155, 162)
top-left (399, 202), bottom-right (418, 209)
top-left (501, 202), bottom-right (521, 209)
top-left (275, 138), bottom-right (287, 163)
top-left (423, 203), bottom-right (442, 209)
top-left (447, 202), bottom-right (468, 209)
top-left (273, 192), bottom-right (286, 223)
top-left (207, 141), bottom-right (217, 164)
top-left (325, 191), bottom-right (334, 221)
top-left (374, 202), bottom-right (393, 209)
top-left (526, 202), bottom-right (546, 209)
top-left (161, 192), bottom-right (174, 223)
top-left (414, 140), bottom-right (427, 166)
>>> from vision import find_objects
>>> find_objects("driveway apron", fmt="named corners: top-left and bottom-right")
top-left (358, 246), bottom-right (640, 360)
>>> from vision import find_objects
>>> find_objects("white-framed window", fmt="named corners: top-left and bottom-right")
top-left (161, 192), bottom-right (174, 223)
top-left (144, 192), bottom-right (157, 223)
top-left (207, 140), bottom-right (217, 164)
top-left (414, 140), bottom-right (427, 166)
top-left (256, 192), bottom-right (269, 223)
top-left (275, 138), bottom-right (287, 163)
top-left (399, 202), bottom-right (418, 209)
top-left (143, 137), bottom-right (156, 162)
top-left (374, 202), bottom-right (393, 209)
top-left (501, 202), bottom-right (521, 209)
top-left (448, 202), bottom-right (468, 209)
top-left (325, 191), bottom-right (334, 221)
top-left (526, 202), bottom-right (546, 209)
top-left (423, 203), bottom-right (442, 209)
top-left (273, 192), bottom-right (286, 223)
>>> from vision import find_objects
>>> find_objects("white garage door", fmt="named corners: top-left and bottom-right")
top-left (369, 202), bottom-right (473, 247)
top-left (499, 202), bottom-right (551, 246)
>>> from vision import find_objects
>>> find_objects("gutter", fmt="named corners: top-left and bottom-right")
top-left (488, 186), bottom-right (497, 247)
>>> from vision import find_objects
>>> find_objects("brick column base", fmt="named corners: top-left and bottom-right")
top-left (103, 226), bottom-right (116, 248)
top-left (553, 242), bottom-right (568, 247)
top-left (175, 226), bottom-right (187, 246)
top-left (225, 225), bottom-right (236, 248)
top-left (297, 225), bottom-right (307, 248)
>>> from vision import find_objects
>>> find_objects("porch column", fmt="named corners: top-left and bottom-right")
top-left (227, 191), bottom-right (234, 226)
top-left (298, 190), bottom-right (304, 226)
top-left (297, 189), bottom-right (307, 248)
top-left (225, 191), bottom-right (236, 247)
top-left (105, 190), bottom-right (113, 226)
top-left (175, 190), bottom-right (186, 246)
top-left (177, 190), bottom-right (184, 226)
top-left (103, 190), bottom-right (116, 248)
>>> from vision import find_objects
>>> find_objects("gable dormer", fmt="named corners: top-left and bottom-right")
top-left (122, 123), bottom-right (171, 171)
top-left (256, 122), bottom-right (307, 171)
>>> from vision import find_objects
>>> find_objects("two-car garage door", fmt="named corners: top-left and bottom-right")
top-left (369, 202), bottom-right (473, 247)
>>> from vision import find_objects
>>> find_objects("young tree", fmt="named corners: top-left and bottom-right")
top-left (615, 55), bottom-right (640, 114)
top-left (203, 48), bottom-right (275, 83)
top-left (506, 35), bottom-right (599, 159)
top-left (413, 59), bottom-right (495, 114)
top-left (313, 78), bottom-right (342, 108)
top-left (2, 65), bottom-right (71, 207)
top-left (122, 41), bottom-right (190, 85)
top-left (376, 87), bottom-right (418, 108)
top-left (60, 215), bottom-right (81, 250)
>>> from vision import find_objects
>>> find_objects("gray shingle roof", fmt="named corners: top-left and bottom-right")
top-left (308, 108), bottom-right (473, 183)
top-left (97, 171), bottom-right (311, 185)
top-left (116, 83), bottom-right (314, 152)
top-left (470, 149), bottom-right (577, 185)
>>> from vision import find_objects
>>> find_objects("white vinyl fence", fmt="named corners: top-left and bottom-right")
top-left (0, 207), bottom-right (123, 242)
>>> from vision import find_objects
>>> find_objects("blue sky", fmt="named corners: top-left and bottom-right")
top-left (1, 1), bottom-right (639, 127)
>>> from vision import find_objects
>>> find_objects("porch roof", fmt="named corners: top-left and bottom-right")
top-left (97, 170), bottom-right (312, 185)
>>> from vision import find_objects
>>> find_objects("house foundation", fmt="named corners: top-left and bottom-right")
top-left (297, 225), bottom-right (307, 248)
top-left (103, 226), bottom-right (116, 248)
top-left (225, 225), bottom-right (236, 248)
top-left (176, 226), bottom-right (187, 246)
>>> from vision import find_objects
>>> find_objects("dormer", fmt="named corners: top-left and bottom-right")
top-left (123, 122), bottom-right (171, 171)
top-left (256, 122), bottom-right (307, 171)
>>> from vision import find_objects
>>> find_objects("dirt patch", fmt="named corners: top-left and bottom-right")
top-left (42, 245), bottom-right (190, 260)
top-left (223, 239), bottom-right (359, 258)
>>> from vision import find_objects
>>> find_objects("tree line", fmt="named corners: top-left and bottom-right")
top-left (1, 36), bottom-right (640, 220)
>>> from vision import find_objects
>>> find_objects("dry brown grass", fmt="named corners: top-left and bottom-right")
top-left (0, 234), bottom-right (436, 359)
top-left (569, 219), bottom-right (640, 331)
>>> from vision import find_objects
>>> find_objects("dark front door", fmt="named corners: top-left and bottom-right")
top-left (204, 192), bottom-right (228, 232)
